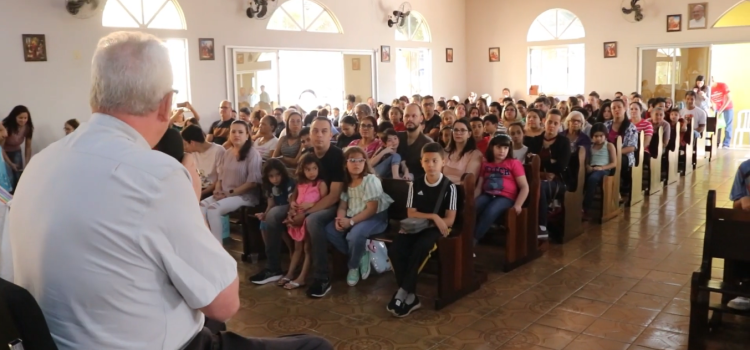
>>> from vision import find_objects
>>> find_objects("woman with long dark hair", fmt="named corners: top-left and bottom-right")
top-left (272, 110), bottom-right (304, 168)
top-left (443, 119), bottom-right (482, 183)
top-left (2, 105), bottom-right (34, 189)
top-left (605, 99), bottom-right (639, 201)
top-left (200, 120), bottom-right (263, 242)
top-left (693, 75), bottom-right (711, 114)
top-left (64, 119), bottom-right (80, 135)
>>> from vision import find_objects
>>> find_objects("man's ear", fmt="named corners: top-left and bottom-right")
top-left (157, 93), bottom-right (174, 123)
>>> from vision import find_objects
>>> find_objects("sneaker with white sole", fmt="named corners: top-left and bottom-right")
top-left (728, 297), bottom-right (750, 310)
top-left (359, 251), bottom-right (371, 280)
top-left (249, 269), bottom-right (283, 285)
top-left (346, 268), bottom-right (360, 286)
top-left (538, 227), bottom-right (549, 240)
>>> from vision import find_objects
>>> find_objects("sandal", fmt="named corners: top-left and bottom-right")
top-left (283, 281), bottom-right (306, 290)
top-left (276, 277), bottom-right (291, 286)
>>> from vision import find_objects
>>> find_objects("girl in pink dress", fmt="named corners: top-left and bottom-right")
top-left (281, 153), bottom-right (328, 289)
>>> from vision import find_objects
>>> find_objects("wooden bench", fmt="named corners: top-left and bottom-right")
top-left (695, 130), bottom-right (707, 169)
top-left (681, 122), bottom-right (694, 177)
top-left (628, 131), bottom-right (644, 207)
top-left (689, 190), bottom-right (750, 350)
top-left (477, 155), bottom-right (543, 271)
top-left (561, 146), bottom-right (585, 241)
top-left (599, 136), bottom-right (623, 223)
top-left (665, 121), bottom-right (681, 185)
top-left (705, 117), bottom-right (722, 162)
top-left (365, 174), bottom-right (487, 310)
top-left (644, 127), bottom-right (663, 196)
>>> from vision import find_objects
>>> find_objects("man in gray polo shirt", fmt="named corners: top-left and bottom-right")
top-left (8, 31), bottom-right (331, 350)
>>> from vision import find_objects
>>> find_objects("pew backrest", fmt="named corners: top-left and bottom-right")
top-left (698, 191), bottom-right (750, 279)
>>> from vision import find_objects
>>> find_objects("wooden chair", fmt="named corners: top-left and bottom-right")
top-left (689, 191), bottom-right (750, 350)
top-left (646, 127), bottom-right (663, 196)
top-left (682, 123), bottom-right (694, 177)
top-left (562, 146), bottom-right (585, 242)
top-left (369, 174), bottom-right (486, 310)
top-left (600, 136), bottom-right (623, 223)
top-left (629, 131), bottom-right (644, 207)
top-left (666, 122), bottom-right (681, 185)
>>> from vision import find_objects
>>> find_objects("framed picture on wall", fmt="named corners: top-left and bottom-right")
top-left (446, 48), bottom-right (453, 63)
top-left (687, 3), bottom-right (708, 29)
top-left (380, 45), bottom-right (390, 62)
top-left (352, 58), bottom-right (361, 70)
top-left (667, 14), bottom-right (682, 32)
top-left (603, 42), bottom-right (617, 58)
top-left (22, 34), bottom-right (47, 62)
top-left (198, 38), bottom-right (214, 60)
top-left (489, 47), bottom-right (500, 62)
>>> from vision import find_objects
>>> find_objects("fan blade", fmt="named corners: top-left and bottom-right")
top-left (258, 5), bottom-right (267, 18)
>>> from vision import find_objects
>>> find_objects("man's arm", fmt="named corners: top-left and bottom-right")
top-left (200, 277), bottom-right (240, 322)
top-left (307, 181), bottom-right (343, 212)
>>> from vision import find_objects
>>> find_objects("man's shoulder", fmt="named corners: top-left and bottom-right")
top-left (418, 133), bottom-right (434, 143)
top-left (739, 159), bottom-right (750, 174)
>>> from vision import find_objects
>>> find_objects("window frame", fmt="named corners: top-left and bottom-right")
top-left (394, 11), bottom-right (432, 42)
top-left (102, 0), bottom-right (187, 30)
top-left (395, 47), bottom-right (433, 97)
top-left (526, 8), bottom-right (584, 42)
top-left (526, 43), bottom-right (585, 97)
top-left (266, 0), bottom-right (343, 34)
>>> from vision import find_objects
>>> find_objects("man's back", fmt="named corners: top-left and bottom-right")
top-left (9, 114), bottom-right (236, 350)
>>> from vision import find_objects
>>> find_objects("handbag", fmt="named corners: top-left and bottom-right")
top-left (399, 179), bottom-right (450, 234)
top-left (367, 240), bottom-right (391, 274)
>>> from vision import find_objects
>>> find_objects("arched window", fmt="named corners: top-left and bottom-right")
top-left (395, 11), bottom-right (431, 42)
top-left (527, 9), bottom-right (584, 42)
top-left (714, 0), bottom-right (750, 27)
top-left (267, 0), bottom-right (342, 33)
top-left (102, 0), bottom-right (186, 29)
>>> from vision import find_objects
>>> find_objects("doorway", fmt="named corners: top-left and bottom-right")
top-left (639, 46), bottom-right (710, 108)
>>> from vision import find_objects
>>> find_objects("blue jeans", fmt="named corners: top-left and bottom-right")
top-left (6, 150), bottom-right (22, 190)
top-left (539, 178), bottom-right (565, 227)
top-left (722, 109), bottom-right (734, 147)
top-left (324, 210), bottom-right (389, 270)
top-left (307, 206), bottom-right (338, 280)
top-left (584, 170), bottom-right (608, 211)
top-left (474, 193), bottom-right (514, 243)
top-left (373, 153), bottom-right (401, 178)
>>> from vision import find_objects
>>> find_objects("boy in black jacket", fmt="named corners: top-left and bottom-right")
top-left (388, 143), bottom-right (458, 317)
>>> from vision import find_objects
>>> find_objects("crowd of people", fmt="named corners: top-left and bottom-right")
top-left (2, 30), bottom-right (745, 350)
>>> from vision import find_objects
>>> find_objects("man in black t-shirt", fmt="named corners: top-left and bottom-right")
top-left (398, 104), bottom-right (432, 180)
top-left (249, 117), bottom-right (345, 300)
top-left (422, 95), bottom-right (441, 140)
top-left (388, 143), bottom-right (458, 318)
top-left (207, 100), bottom-right (235, 145)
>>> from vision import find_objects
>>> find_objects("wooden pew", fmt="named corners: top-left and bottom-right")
top-left (695, 130), bottom-right (707, 169)
top-left (562, 146), bottom-right (585, 242)
top-left (645, 127), bottom-right (663, 196)
top-left (689, 190), bottom-right (750, 350)
top-left (372, 174), bottom-right (486, 310)
top-left (666, 122), bottom-right (680, 185)
top-left (600, 136), bottom-right (623, 222)
top-left (705, 117), bottom-right (721, 162)
top-left (629, 131), bottom-right (644, 207)
top-left (497, 155), bottom-right (543, 270)
top-left (682, 123), bottom-right (694, 177)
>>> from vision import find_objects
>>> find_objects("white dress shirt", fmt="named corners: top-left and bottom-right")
top-left (9, 113), bottom-right (237, 350)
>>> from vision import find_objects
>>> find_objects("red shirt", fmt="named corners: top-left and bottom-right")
top-left (635, 119), bottom-right (654, 153)
top-left (393, 122), bottom-right (406, 132)
top-left (711, 82), bottom-right (733, 111)
top-left (479, 159), bottom-right (525, 200)
top-left (476, 136), bottom-right (490, 154)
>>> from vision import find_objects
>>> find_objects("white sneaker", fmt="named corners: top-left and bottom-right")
top-left (728, 297), bottom-right (750, 310)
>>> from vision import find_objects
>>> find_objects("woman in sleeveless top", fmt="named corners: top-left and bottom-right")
top-left (443, 119), bottom-right (482, 183)
top-left (272, 111), bottom-right (303, 168)
top-left (2, 106), bottom-right (34, 190)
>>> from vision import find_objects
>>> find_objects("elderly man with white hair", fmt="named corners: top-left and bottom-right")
top-left (689, 4), bottom-right (706, 28)
top-left (8, 31), bottom-right (332, 350)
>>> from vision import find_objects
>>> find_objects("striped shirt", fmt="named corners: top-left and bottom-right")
top-left (340, 174), bottom-right (393, 217)
top-left (407, 173), bottom-right (458, 217)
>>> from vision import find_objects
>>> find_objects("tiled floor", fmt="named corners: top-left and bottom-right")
top-left (226, 149), bottom-right (750, 350)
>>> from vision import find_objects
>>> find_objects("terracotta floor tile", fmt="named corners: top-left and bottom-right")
top-left (583, 319), bottom-right (646, 343)
top-left (633, 328), bottom-right (688, 349)
top-left (630, 280), bottom-right (682, 298)
top-left (507, 324), bottom-right (578, 350)
top-left (649, 312), bottom-right (690, 334)
top-left (615, 292), bottom-right (671, 311)
top-left (662, 298), bottom-right (691, 316)
top-left (574, 283), bottom-right (628, 303)
top-left (642, 270), bottom-right (690, 286)
top-left (563, 334), bottom-right (630, 350)
top-left (535, 309), bottom-right (597, 333)
top-left (557, 297), bottom-right (612, 317)
top-left (599, 304), bottom-right (660, 326)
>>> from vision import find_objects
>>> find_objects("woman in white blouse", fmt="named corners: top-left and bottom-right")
top-left (253, 115), bottom-right (279, 160)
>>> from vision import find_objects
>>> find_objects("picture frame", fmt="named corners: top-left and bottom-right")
top-left (687, 3), bottom-right (708, 30)
top-left (236, 52), bottom-right (244, 64)
top-left (667, 14), bottom-right (682, 32)
top-left (198, 38), bottom-right (215, 61)
top-left (352, 58), bottom-right (360, 70)
top-left (603, 41), bottom-right (618, 58)
top-left (22, 34), bottom-right (47, 62)
top-left (380, 45), bottom-right (390, 63)
top-left (446, 48), bottom-right (453, 63)
top-left (489, 47), bottom-right (500, 62)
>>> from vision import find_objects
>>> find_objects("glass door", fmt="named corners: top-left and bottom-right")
top-left (231, 49), bottom-right (279, 113)
top-left (396, 48), bottom-right (432, 97)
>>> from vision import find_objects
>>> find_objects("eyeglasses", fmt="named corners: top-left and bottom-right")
top-left (360, 124), bottom-right (374, 129)
top-left (569, 119), bottom-right (583, 124)
top-left (347, 158), bottom-right (366, 163)
top-left (452, 129), bottom-right (469, 134)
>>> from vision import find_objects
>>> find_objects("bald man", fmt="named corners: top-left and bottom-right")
top-left (689, 4), bottom-right (706, 29)
top-left (206, 100), bottom-right (235, 145)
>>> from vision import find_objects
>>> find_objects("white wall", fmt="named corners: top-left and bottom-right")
top-left (0, 0), bottom-right (466, 151)
top-left (465, 0), bottom-right (750, 102)
top-left (343, 54), bottom-right (374, 103)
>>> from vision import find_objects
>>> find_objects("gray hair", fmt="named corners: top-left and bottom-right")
top-left (565, 111), bottom-right (586, 129)
top-left (90, 31), bottom-right (173, 116)
top-left (355, 103), bottom-right (372, 117)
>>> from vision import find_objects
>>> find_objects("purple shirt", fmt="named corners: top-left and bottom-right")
top-left (217, 146), bottom-right (263, 205)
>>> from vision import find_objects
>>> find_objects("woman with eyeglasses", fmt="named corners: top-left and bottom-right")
top-left (443, 119), bottom-right (482, 184)
top-left (348, 116), bottom-right (382, 158)
top-left (563, 111), bottom-right (592, 191)
top-left (502, 104), bottom-right (521, 129)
